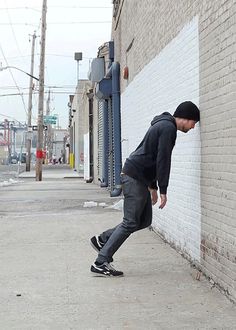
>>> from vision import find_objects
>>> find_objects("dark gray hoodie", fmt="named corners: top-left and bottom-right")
top-left (122, 112), bottom-right (177, 194)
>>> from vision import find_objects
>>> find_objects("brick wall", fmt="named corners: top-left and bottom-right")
top-left (113, 0), bottom-right (236, 301)
top-left (199, 0), bottom-right (236, 299)
top-left (121, 17), bottom-right (201, 261)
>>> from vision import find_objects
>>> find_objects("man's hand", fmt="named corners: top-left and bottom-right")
top-left (159, 194), bottom-right (167, 209)
top-left (148, 189), bottom-right (167, 208)
top-left (149, 188), bottom-right (158, 205)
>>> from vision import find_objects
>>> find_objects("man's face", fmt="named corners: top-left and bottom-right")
top-left (180, 119), bottom-right (197, 133)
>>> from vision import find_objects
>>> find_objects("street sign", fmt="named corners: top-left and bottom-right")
top-left (44, 115), bottom-right (57, 120)
top-left (31, 125), bottom-right (48, 131)
top-left (44, 115), bottom-right (57, 125)
top-left (44, 120), bottom-right (56, 124)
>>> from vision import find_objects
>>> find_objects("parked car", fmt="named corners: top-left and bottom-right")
top-left (18, 152), bottom-right (26, 163)
top-left (10, 155), bottom-right (18, 164)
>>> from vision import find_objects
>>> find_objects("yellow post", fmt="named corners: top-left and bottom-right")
top-left (69, 153), bottom-right (75, 168)
top-left (69, 153), bottom-right (72, 168)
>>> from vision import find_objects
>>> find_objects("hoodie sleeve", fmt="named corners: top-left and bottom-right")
top-left (149, 181), bottom-right (158, 190)
top-left (156, 127), bottom-right (176, 194)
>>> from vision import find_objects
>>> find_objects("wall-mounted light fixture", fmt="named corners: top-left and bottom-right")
top-left (123, 66), bottom-right (129, 79)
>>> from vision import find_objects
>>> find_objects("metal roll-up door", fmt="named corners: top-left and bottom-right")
top-left (107, 98), bottom-right (115, 191)
top-left (98, 100), bottom-right (104, 181)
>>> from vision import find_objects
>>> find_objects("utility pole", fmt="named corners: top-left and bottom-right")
top-left (36, 0), bottom-right (47, 181)
top-left (26, 31), bottom-right (37, 172)
top-left (44, 90), bottom-right (50, 163)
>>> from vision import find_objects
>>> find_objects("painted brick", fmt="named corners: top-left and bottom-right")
top-left (121, 17), bottom-right (201, 264)
top-left (112, 0), bottom-right (236, 301)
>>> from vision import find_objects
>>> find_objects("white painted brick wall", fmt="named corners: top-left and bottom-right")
top-left (199, 0), bottom-right (236, 300)
top-left (121, 17), bottom-right (201, 261)
top-left (113, 0), bottom-right (236, 301)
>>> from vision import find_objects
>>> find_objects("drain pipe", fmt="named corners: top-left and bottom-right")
top-left (110, 62), bottom-right (122, 197)
top-left (86, 90), bottom-right (94, 183)
top-left (100, 100), bottom-right (109, 187)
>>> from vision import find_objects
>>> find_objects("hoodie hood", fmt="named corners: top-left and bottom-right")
top-left (151, 112), bottom-right (176, 127)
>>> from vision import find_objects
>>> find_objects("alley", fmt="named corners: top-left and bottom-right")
top-left (0, 166), bottom-right (235, 330)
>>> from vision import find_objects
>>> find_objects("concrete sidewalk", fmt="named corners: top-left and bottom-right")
top-left (18, 164), bottom-right (83, 179)
top-left (0, 166), bottom-right (235, 330)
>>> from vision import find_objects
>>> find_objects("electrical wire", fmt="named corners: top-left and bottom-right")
top-left (0, 21), bottom-right (111, 25)
top-left (0, 84), bottom-right (76, 88)
top-left (0, 53), bottom-right (93, 60)
top-left (0, 113), bottom-right (25, 124)
top-left (0, 91), bottom-right (84, 97)
top-left (0, 6), bottom-right (111, 10)
top-left (4, 0), bottom-right (26, 61)
top-left (0, 7), bottom-right (41, 12)
top-left (0, 44), bottom-right (28, 115)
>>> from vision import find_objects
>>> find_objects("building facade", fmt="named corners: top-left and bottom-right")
top-left (109, 0), bottom-right (236, 301)
top-left (69, 80), bottom-right (93, 178)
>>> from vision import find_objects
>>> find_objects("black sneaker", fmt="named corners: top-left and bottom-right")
top-left (91, 262), bottom-right (124, 277)
top-left (90, 236), bottom-right (114, 262)
top-left (90, 236), bottom-right (104, 252)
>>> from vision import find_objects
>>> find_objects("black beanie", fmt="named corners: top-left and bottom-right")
top-left (173, 101), bottom-right (200, 122)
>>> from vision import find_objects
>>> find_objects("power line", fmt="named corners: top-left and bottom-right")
top-left (0, 91), bottom-right (84, 97)
top-left (0, 44), bottom-right (28, 115)
top-left (0, 85), bottom-right (76, 89)
top-left (0, 55), bottom-right (32, 59)
top-left (0, 7), bottom-right (41, 12)
top-left (0, 23), bottom-right (39, 26)
top-left (49, 5), bottom-right (112, 8)
top-left (0, 86), bottom-right (30, 89)
top-left (0, 53), bottom-right (93, 60)
top-left (0, 6), bottom-right (111, 10)
top-left (0, 21), bottom-right (111, 25)
top-left (3, 0), bottom-right (28, 62)
top-left (0, 112), bottom-right (26, 124)
top-left (0, 92), bottom-right (30, 97)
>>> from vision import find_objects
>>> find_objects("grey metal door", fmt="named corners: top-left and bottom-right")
top-left (98, 100), bottom-right (104, 182)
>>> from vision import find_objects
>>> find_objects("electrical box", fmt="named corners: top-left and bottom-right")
top-left (90, 58), bottom-right (105, 82)
top-left (95, 78), bottom-right (112, 100)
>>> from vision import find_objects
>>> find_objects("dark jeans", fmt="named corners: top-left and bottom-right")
top-left (96, 174), bottom-right (152, 264)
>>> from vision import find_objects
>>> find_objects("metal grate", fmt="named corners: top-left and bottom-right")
top-left (108, 98), bottom-right (115, 190)
top-left (98, 101), bottom-right (104, 181)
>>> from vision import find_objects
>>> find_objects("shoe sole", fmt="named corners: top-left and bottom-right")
top-left (90, 265), bottom-right (124, 277)
top-left (91, 271), bottom-right (124, 278)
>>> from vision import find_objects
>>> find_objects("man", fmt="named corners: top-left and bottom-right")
top-left (90, 101), bottom-right (200, 277)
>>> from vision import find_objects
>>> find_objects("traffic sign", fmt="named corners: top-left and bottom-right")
top-left (44, 115), bottom-right (57, 120)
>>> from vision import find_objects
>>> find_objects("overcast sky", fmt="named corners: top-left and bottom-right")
top-left (0, 0), bottom-right (112, 128)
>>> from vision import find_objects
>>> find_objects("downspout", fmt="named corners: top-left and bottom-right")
top-left (100, 100), bottom-right (109, 187)
top-left (110, 62), bottom-right (122, 197)
top-left (87, 90), bottom-right (94, 183)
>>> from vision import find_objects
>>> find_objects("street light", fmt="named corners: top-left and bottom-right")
top-left (74, 52), bottom-right (83, 85)
top-left (0, 65), bottom-right (39, 81)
